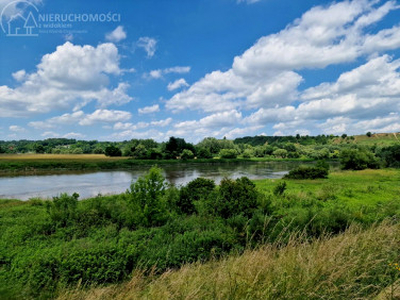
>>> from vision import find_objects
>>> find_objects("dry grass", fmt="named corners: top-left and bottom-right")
top-left (58, 221), bottom-right (400, 300)
top-left (0, 154), bottom-right (127, 161)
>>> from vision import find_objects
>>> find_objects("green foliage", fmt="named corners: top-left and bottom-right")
top-left (127, 167), bottom-right (169, 227)
top-left (340, 148), bottom-right (380, 170)
top-left (105, 145), bottom-right (122, 157)
top-left (272, 148), bottom-right (288, 158)
top-left (46, 193), bottom-right (79, 228)
top-left (181, 149), bottom-right (194, 160)
top-left (219, 149), bottom-right (237, 159)
top-left (208, 177), bottom-right (258, 218)
top-left (273, 181), bottom-right (287, 196)
top-left (284, 165), bottom-right (328, 179)
top-left (177, 178), bottom-right (216, 214)
top-left (378, 145), bottom-right (400, 168)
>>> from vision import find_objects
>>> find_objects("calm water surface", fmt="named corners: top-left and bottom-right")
top-left (0, 161), bottom-right (321, 200)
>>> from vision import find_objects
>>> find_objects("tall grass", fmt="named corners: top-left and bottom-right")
top-left (58, 221), bottom-right (400, 299)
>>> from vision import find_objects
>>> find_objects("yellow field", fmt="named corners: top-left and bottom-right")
top-left (0, 154), bottom-right (128, 161)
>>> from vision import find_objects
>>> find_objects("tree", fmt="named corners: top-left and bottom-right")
top-left (341, 134), bottom-right (347, 139)
top-left (210, 177), bottom-right (258, 218)
top-left (196, 148), bottom-right (212, 159)
top-left (177, 178), bottom-right (215, 214)
top-left (34, 144), bottom-right (45, 154)
top-left (340, 149), bottom-right (380, 170)
top-left (127, 167), bottom-right (168, 227)
top-left (105, 145), bottom-right (122, 157)
top-left (272, 148), bottom-right (288, 158)
top-left (366, 132), bottom-right (372, 137)
top-left (181, 149), bottom-right (194, 160)
top-left (219, 149), bottom-right (237, 159)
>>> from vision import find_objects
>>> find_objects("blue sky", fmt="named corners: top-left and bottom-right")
top-left (1, 0), bottom-right (400, 142)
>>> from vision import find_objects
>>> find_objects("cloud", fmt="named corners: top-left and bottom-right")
top-left (78, 109), bottom-right (132, 126)
top-left (146, 66), bottom-right (191, 80)
top-left (237, 0), bottom-right (261, 4)
top-left (137, 37), bottom-right (157, 58)
top-left (0, 42), bottom-right (132, 118)
top-left (138, 104), bottom-right (160, 114)
top-left (29, 109), bottom-right (131, 129)
top-left (41, 131), bottom-right (86, 139)
top-left (113, 118), bottom-right (172, 132)
top-left (166, 0), bottom-right (399, 114)
top-left (105, 26), bottom-right (127, 42)
top-left (9, 125), bottom-right (25, 132)
top-left (110, 129), bottom-right (166, 141)
top-left (167, 78), bottom-right (189, 91)
top-left (12, 70), bottom-right (26, 82)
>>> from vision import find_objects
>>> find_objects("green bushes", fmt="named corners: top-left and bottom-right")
top-left (340, 148), bottom-right (380, 170)
top-left (207, 177), bottom-right (259, 219)
top-left (127, 166), bottom-right (169, 228)
top-left (284, 164), bottom-right (329, 179)
top-left (46, 193), bottom-right (79, 228)
top-left (177, 178), bottom-right (215, 214)
top-left (219, 149), bottom-right (238, 159)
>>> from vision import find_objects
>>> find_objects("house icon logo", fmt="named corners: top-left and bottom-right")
top-left (1, 1), bottom-right (39, 37)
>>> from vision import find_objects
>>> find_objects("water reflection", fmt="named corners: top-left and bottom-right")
top-left (0, 161), bottom-right (329, 200)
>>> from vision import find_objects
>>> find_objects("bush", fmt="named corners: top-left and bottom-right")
top-left (105, 146), bottom-right (122, 157)
top-left (181, 149), bottom-right (194, 160)
top-left (273, 181), bottom-right (287, 196)
top-left (127, 167), bottom-right (169, 227)
top-left (219, 149), bottom-right (237, 159)
top-left (284, 165), bottom-right (328, 180)
top-left (197, 148), bottom-right (212, 159)
top-left (378, 145), bottom-right (400, 168)
top-left (177, 178), bottom-right (216, 215)
top-left (46, 193), bottom-right (79, 228)
top-left (208, 177), bottom-right (258, 218)
top-left (340, 149), bottom-right (380, 170)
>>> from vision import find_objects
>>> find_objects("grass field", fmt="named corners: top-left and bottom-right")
top-left (332, 132), bottom-right (400, 146)
top-left (255, 168), bottom-right (400, 209)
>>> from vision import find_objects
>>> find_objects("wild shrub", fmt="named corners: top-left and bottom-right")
top-left (177, 178), bottom-right (215, 215)
top-left (284, 165), bottom-right (328, 179)
top-left (340, 148), bottom-right (380, 170)
top-left (208, 177), bottom-right (259, 219)
top-left (273, 181), bottom-right (287, 196)
top-left (219, 149), bottom-right (238, 159)
top-left (127, 166), bottom-right (169, 228)
top-left (46, 193), bottom-right (79, 228)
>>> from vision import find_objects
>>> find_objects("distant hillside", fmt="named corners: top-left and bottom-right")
top-left (331, 133), bottom-right (400, 146)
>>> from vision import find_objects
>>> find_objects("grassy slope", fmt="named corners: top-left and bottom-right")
top-left (58, 222), bottom-right (400, 300)
top-left (331, 132), bottom-right (400, 146)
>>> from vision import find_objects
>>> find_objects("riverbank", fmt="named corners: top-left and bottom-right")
top-left (0, 154), bottom-right (313, 175)
top-left (1, 169), bottom-right (399, 298)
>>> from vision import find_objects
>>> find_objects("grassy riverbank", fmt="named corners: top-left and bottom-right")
top-left (58, 221), bottom-right (400, 299)
top-left (0, 154), bottom-right (311, 175)
top-left (1, 168), bottom-right (400, 298)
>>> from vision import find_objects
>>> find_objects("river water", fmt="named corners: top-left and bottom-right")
top-left (0, 161), bottom-right (319, 200)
